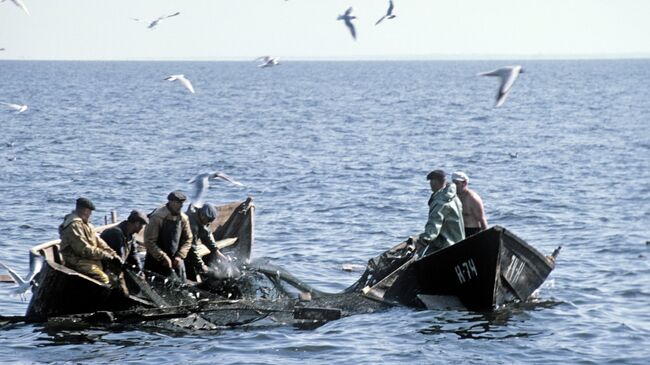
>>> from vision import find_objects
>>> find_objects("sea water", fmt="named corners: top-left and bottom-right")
top-left (0, 60), bottom-right (648, 364)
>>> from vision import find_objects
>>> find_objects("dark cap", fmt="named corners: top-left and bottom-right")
top-left (127, 209), bottom-right (149, 225)
top-left (167, 190), bottom-right (187, 202)
top-left (426, 169), bottom-right (446, 181)
top-left (76, 197), bottom-right (96, 211)
top-left (199, 204), bottom-right (218, 222)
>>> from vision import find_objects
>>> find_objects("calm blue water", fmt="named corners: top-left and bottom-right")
top-left (0, 60), bottom-right (649, 364)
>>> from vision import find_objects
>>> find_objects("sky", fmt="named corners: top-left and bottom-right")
top-left (1, 0), bottom-right (649, 61)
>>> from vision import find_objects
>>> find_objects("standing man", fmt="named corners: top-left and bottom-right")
top-left (417, 170), bottom-right (465, 256)
top-left (143, 191), bottom-right (193, 279)
top-left (59, 197), bottom-right (122, 285)
top-left (452, 171), bottom-right (488, 237)
top-left (100, 209), bottom-right (149, 272)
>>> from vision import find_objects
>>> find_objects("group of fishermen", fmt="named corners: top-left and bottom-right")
top-left (58, 191), bottom-right (225, 288)
top-left (57, 168), bottom-right (487, 290)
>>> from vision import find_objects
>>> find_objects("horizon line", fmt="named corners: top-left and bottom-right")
top-left (1, 53), bottom-right (649, 62)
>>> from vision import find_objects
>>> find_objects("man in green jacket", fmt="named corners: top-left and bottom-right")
top-left (417, 169), bottom-right (465, 256)
top-left (59, 197), bottom-right (122, 285)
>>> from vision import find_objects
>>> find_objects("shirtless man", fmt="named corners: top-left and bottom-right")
top-left (452, 171), bottom-right (488, 237)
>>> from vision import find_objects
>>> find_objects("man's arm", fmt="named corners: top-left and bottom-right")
top-left (125, 240), bottom-right (143, 271)
top-left (471, 193), bottom-right (488, 230)
top-left (66, 222), bottom-right (115, 260)
top-left (95, 235), bottom-right (118, 257)
top-left (100, 229), bottom-right (124, 257)
top-left (198, 225), bottom-right (219, 253)
top-left (174, 214), bottom-right (194, 260)
top-left (420, 204), bottom-right (445, 242)
top-left (143, 212), bottom-right (166, 260)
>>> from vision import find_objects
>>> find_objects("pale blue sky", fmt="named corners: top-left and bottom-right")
top-left (1, 0), bottom-right (648, 60)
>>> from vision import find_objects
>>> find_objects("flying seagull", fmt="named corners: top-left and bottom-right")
top-left (132, 12), bottom-right (180, 29)
top-left (375, 0), bottom-right (396, 25)
top-left (148, 12), bottom-right (180, 29)
top-left (164, 74), bottom-right (195, 94)
top-left (478, 65), bottom-right (524, 107)
top-left (1, 102), bottom-right (28, 113)
top-left (188, 171), bottom-right (244, 207)
top-left (0, 252), bottom-right (43, 300)
top-left (256, 56), bottom-right (280, 68)
top-left (337, 7), bottom-right (357, 40)
top-left (3, 0), bottom-right (30, 16)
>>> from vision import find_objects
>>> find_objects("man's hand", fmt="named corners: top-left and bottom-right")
top-left (110, 255), bottom-right (124, 267)
top-left (201, 264), bottom-right (209, 273)
top-left (216, 250), bottom-right (228, 261)
top-left (172, 257), bottom-right (183, 269)
top-left (161, 254), bottom-right (173, 269)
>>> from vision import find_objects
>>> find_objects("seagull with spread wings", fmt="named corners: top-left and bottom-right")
top-left (0, 252), bottom-right (43, 301)
top-left (1, 102), bottom-right (28, 113)
top-left (256, 56), bottom-right (280, 68)
top-left (188, 171), bottom-right (245, 207)
top-left (375, 0), bottom-right (396, 25)
top-left (132, 11), bottom-right (180, 29)
top-left (164, 74), bottom-right (195, 94)
top-left (337, 7), bottom-right (357, 40)
top-left (478, 65), bottom-right (524, 107)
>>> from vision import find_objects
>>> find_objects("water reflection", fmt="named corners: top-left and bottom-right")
top-left (35, 320), bottom-right (216, 347)
top-left (419, 299), bottom-right (562, 340)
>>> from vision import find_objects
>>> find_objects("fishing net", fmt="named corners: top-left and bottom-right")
top-left (109, 255), bottom-right (392, 331)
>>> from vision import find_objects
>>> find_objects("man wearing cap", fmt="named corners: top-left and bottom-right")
top-left (184, 203), bottom-right (228, 281)
top-left (417, 170), bottom-right (465, 256)
top-left (99, 209), bottom-right (149, 294)
top-left (143, 191), bottom-right (194, 279)
top-left (59, 197), bottom-right (122, 285)
top-left (452, 171), bottom-right (488, 237)
top-left (100, 209), bottom-right (149, 273)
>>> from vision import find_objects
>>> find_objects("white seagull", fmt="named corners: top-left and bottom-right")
top-left (478, 65), bottom-right (524, 107)
top-left (188, 171), bottom-right (245, 207)
top-left (337, 7), bottom-right (357, 40)
top-left (1, 102), bottom-right (28, 113)
top-left (132, 12), bottom-right (180, 29)
top-left (164, 74), bottom-right (195, 94)
top-left (256, 56), bottom-right (280, 68)
top-left (375, 0), bottom-right (396, 25)
top-left (0, 252), bottom-right (43, 301)
top-left (3, 0), bottom-right (30, 16)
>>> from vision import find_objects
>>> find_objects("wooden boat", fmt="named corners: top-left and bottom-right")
top-left (25, 198), bottom-right (255, 322)
top-left (358, 226), bottom-right (558, 311)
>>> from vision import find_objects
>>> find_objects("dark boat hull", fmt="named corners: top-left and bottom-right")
top-left (366, 226), bottom-right (556, 311)
top-left (25, 261), bottom-right (138, 322)
top-left (25, 198), bottom-right (256, 322)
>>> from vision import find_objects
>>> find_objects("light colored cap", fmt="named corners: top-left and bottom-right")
top-left (451, 171), bottom-right (469, 183)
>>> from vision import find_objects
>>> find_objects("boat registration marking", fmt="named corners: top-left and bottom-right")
top-left (505, 255), bottom-right (525, 283)
top-left (454, 258), bottom-right (478, 284)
